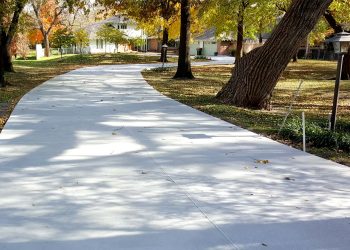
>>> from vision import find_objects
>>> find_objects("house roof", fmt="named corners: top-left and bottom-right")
top-left (194, 28), bottom-right (271, 43)
top-left (84, 15), bottom-right (136, 39)
top-left (194, 28), bottom-right (216, 41)
top-left (194, 28), bottom-right (235, 42)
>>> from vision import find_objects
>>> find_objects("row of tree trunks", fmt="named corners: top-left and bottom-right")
top-left (217, 0), bottom-right (333, 109)
top-left (173, 0), bottom-right (193, 79)
top-left (160, 27), bottom-right (169, 62)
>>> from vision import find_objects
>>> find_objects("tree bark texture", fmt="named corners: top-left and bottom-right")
top-left (0, 43), bottom-right (5, 87)
top-left (174, 0), bottom-right (194, 79)
top-left (217, 0), bottom-right (332, 109)
top-left (160, 27), bottom-right (169, 62)
top-left (235, 9), bottom-right (244, 60)
top-left (0, 22), bottom-right (5, 87)
top-left (1, 45), bottom-right (14, 72)
top-left (43, 33), bottom-right (50, 57)
top-left (1, 0), bottom-right (25, 72)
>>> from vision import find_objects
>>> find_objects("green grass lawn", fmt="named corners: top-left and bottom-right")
top-left (2, 55), bottom-right (349, 166)
top-left (142, 60), bottom-right (350, 166)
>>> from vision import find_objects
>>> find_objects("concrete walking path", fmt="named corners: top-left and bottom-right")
top-left (0, 59), bottom-right (349, 250)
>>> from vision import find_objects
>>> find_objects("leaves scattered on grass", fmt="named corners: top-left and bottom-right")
top-left (143, 60), bottom-right (350, 166)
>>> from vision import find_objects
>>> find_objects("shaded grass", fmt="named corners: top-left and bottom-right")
top-left (143, 60), bottom-right (350, 166)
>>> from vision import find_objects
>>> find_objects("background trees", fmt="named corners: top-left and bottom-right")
top-left (73, 28), bottom-right (89, 54)
top-left (216, 0), bottom-right (333, 109)
top-left (201, 0), bottom-right (278, 60)
top-left (51, 28), bottom-right (74, 57)
top-left (96, 23), bottom-right (127, 53)
top-left (99, 0), bottom-right (181, 61)
top-left (31, 0), bottom-right (65, 57)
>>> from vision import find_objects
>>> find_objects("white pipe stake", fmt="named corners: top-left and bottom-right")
top-left (302, 112), bottom-right (306, 152)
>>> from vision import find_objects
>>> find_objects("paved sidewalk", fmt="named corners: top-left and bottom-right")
top-left (0, 60), bottom-right (349, 250)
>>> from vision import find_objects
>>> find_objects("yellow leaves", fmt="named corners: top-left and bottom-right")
top-left (328, 0), bottom-right (350, 26)
top-left (255, 159), bottom-right (270, 164)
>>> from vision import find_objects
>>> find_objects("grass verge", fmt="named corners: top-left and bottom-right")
top-left (142, 60), bottom-right (350, 166)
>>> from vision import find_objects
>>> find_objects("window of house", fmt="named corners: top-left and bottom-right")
top-left (118, 23), bottom-right (127, 29)
top-left (96, 39), bottom-right (104, 49)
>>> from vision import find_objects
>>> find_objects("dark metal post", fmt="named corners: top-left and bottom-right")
top-left (330, 54), bottom-right (344, 131)
top-left (162, 45), bottom-right (168, 69)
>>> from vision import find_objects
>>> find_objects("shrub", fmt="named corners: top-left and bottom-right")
top-left (280, 117), bottom-right (350, 152)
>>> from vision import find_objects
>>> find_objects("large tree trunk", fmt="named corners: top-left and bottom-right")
top-left (0, 31), bottom-right (6, 87)
top-left (43, 33), bottom-right (50, 57)
top-left (160, 27), bottom-right (169, 62)
top-left (174, 0), bottom-right (194, 79)
top-left (235, 9), bottom-right (244, 60)
top-left (0, 47), bottom-right (5, 87)
top-left (0, 0), bottom-right (5, 87)
top-left (2, 45), bottom-right (14, 72)
top-left (216, 0), bottom-right (332, 109)
top-left (1, 0), bottom-right (25, 72)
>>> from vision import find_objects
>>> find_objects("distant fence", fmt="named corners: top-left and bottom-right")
top-left (297, 49), bottom-right (340, 61)
top-left (51, 47), bottom-right (91, 55)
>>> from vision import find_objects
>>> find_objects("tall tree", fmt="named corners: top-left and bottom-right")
top-left (0, 0), bottom-right (27, 72)
top-left (74, 28), bottom-right (89, 54)
top-left (202, 0), bottom-right (277, 60)
top-left (174, 0), bottom-right (193, 79)
top-left (31, 0), bottom-right (64, 57)
top-left (51, 27), bottom-right (74, 57)
top-left (96, 23), bottom-right (127, 53)
top-left (99, 0), bottom-right (180, 62)
top-left (216, 0), bottom-right (333, 109)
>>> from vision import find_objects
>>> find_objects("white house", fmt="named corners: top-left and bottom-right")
top-left (190, 28), bottom-right (270, 57)
top-left (84, 15), bottom-right (148, 54)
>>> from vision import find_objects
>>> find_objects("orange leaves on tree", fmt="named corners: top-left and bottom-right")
top-left (28, 29), bottom-right (44, 46)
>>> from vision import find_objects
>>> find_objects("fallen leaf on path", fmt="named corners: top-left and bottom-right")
top-left (284, 177), bottom-right (295, 181)
top-left (256, 160), bottom-right (269, 164)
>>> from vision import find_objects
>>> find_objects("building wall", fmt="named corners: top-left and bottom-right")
top-left (89, 39), bottom-right (131, 54)
top-left (148, 38), bottom-right (160, 52)
top-left (217, 41), bottom-right (234, 56)
top-left (230, 42), bottom-right (263, 54)
top-left (86, 18), bottom-right (147, 54)
top-left (190, 41), bottom-right (218, 56)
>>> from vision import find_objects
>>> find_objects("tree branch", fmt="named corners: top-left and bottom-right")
top-left (324, 9), bottom-right (343, 33)
top-left (6, 0), bottom-right (26, 44)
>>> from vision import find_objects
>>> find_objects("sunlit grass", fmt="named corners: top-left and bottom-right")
top-left (143, 60), bottom-right (350, 166)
